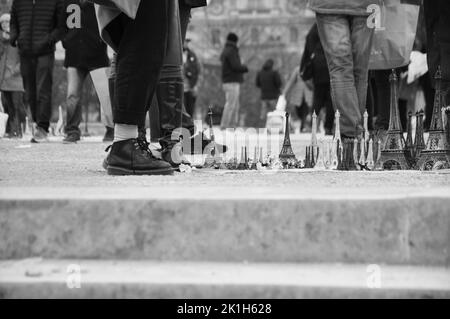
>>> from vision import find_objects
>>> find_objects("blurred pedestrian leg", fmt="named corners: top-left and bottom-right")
top-left (220, 83), bottom-right (240, 130)
top-left (316, 14), bottom-right (374, 138)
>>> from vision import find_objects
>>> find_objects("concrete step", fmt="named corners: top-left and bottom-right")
top-left (0, 259), bottom-right (448, 299)
top-left (1, 187), bottom-right (449, 266)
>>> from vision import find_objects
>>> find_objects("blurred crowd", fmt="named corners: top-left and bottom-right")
top-left (0, 0), bottom-right (448, 176)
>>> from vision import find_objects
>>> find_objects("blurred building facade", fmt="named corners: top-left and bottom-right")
top-left (188, 0), bottom-right (315, 126)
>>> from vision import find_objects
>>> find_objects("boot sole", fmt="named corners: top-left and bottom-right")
top-left (107, 166), bottom-right (175, 176)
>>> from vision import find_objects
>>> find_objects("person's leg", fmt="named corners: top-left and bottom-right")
top-left (64, 67), bottom-right (88, 139)
top-left (104, 0), bottom-right (173, 175)
top-left (90, 67), bottom-right (114, 129)
top-left (114, 0), bottom-right (168, 129)
top-left (372, 69), bottom-right (391, 130)
top-left (323, 85), bottom-right (334, 134)
top-left (350, 15), bottom-right (375, 123)
top-left (260, 100), bottom-right (268, 125)
top-left (232, 84), bottom-right (241, 128)
top-left (19, 56), bottom-right (37, 125)
top-left (220, 83), bottom-right (233, 129)
top-left (316, 13), bottom-right (361, 138)
top-left (156, 0), bottom-right (195, 147)
top-left (2, 91), bottom-right (19, 136)
top-left (184, 90), bottom-right (195, 117)
top-left (35, 53), bottom-right (55, 133)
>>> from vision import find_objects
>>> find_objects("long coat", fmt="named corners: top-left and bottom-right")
top-left (0, 38), bottom-right (24, 92)
top-left (63, 1), bottom-right (109, 71)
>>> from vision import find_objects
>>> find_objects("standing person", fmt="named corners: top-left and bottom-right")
top-left (62, 0), bottom-right (110, 144)
top-left (220, 32), bottom-right (248, 130)
top-left (300, 23), bottom-right (333, 135)
top-left (309, 0), bottom-right (379, 139)
top-left (9, 0), bottom-right (66, 143)
top-left (0, 13), bottom-right (26, 139)
top-left (183, 38), bottom-right (200, 118)
top-left (256, 59), bottom-right (282, 127)
top-left (94, 0), bottom-right (174, 175)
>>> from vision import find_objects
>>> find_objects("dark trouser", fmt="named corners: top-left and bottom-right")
top-left (20, 53), bottom-right (54, 132)
top-left (421, 72), bottom-right (436, 131)
top-left (372, 69), bottom-right (391, 130)
top-left (112, 0), bottom-right (168, 127)
top-left (1, 91), bottom-right (26, 136)
top-left (372, 69), bottom-right (409, 132)
top-left (313, 83), bottom-right (334, 132)
top-left (184, 90), bottom-right (196, 118)
top-left (149, 1), bottom-right (195, 144)
top-left (64, 67), bottom-right (91, 137)
top-left (316, 14), bottom-right (374, 137)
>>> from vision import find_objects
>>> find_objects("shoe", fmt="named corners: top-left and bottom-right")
top-left (102, 127), bottom-right (114, 143)
top-left (105, 139), bottom-right (174, 176)
top-left (187, 131), bottom-right (228, 155)
top-left (63, 134), bottom-right (80, 144)
top-left (161, 141), bottom-right (191, 168)
top-left (31, 126), bottom-right (49, 143)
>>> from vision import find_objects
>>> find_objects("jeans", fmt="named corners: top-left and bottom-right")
top-left (64, 67), bottom-right (90, 137)
top-left (220, 83), bottom-right (240, 129)
top-left (20, 53), bottom-right (54, 132)
top-left (316, 13), bottom-right (374, 137)
top-left (112, 0), bottom-right (168, 127)
top-left (152, 0), bottom-right (195, 145)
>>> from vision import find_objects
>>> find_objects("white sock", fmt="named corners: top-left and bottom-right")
top-left (114, 124), bottom-right (138, 143)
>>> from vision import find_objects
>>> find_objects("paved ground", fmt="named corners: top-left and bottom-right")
top-left (0, 133), bottom-right (449, 190)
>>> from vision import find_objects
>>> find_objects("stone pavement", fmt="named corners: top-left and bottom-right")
top-left (0, 134), bottom-right (449, 298)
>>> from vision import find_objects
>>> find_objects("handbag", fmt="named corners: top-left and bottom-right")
top-left (369, 0), bottom-right (420, 70)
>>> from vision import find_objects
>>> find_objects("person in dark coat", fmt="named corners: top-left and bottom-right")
top-left (0, 13), bottom-right (26, 138)
top-left (256, 59), bottom-right (282, 126)
top-left (62, 0), bottom-right (110, 143)
top-left (300, 23), bottom-right (333, 135)
top-left (220, 32), bottom-right (248, 129)
top-left (9, 0), bottom-right (66, 143)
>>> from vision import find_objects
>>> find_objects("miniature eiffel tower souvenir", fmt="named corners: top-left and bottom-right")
top-left (279, 112), bottom-right (297, 164)
top-left (353, 139), bottom-right (361, 170)
top-left (359, 138), bottom-right (367, 169)
top-left (405, 111), bottom-right (415, 167)
top-left (417, 67), bottom-right (450, 170)
top-left (204, 106), bottom-right (224, 168)
top-left (376, 70), bottom-right (410, 170)
top-left (330, 139), bottom-right (339, 170)
top-left (324, 141), bottom-right (332, 169)
top-left (446, 107), bottom-right (450, 146)
top-left (315, 140), bottom-right (326, 170)
top-left (366, 139), bottom-right (375, 170)
top-left (363, 109), bottom-right (370, 143)
top-left (414, 110), bottom-right (426, 158)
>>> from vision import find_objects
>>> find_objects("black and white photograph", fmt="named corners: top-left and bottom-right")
top-left (0, 0), bottom-right (449, 303)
